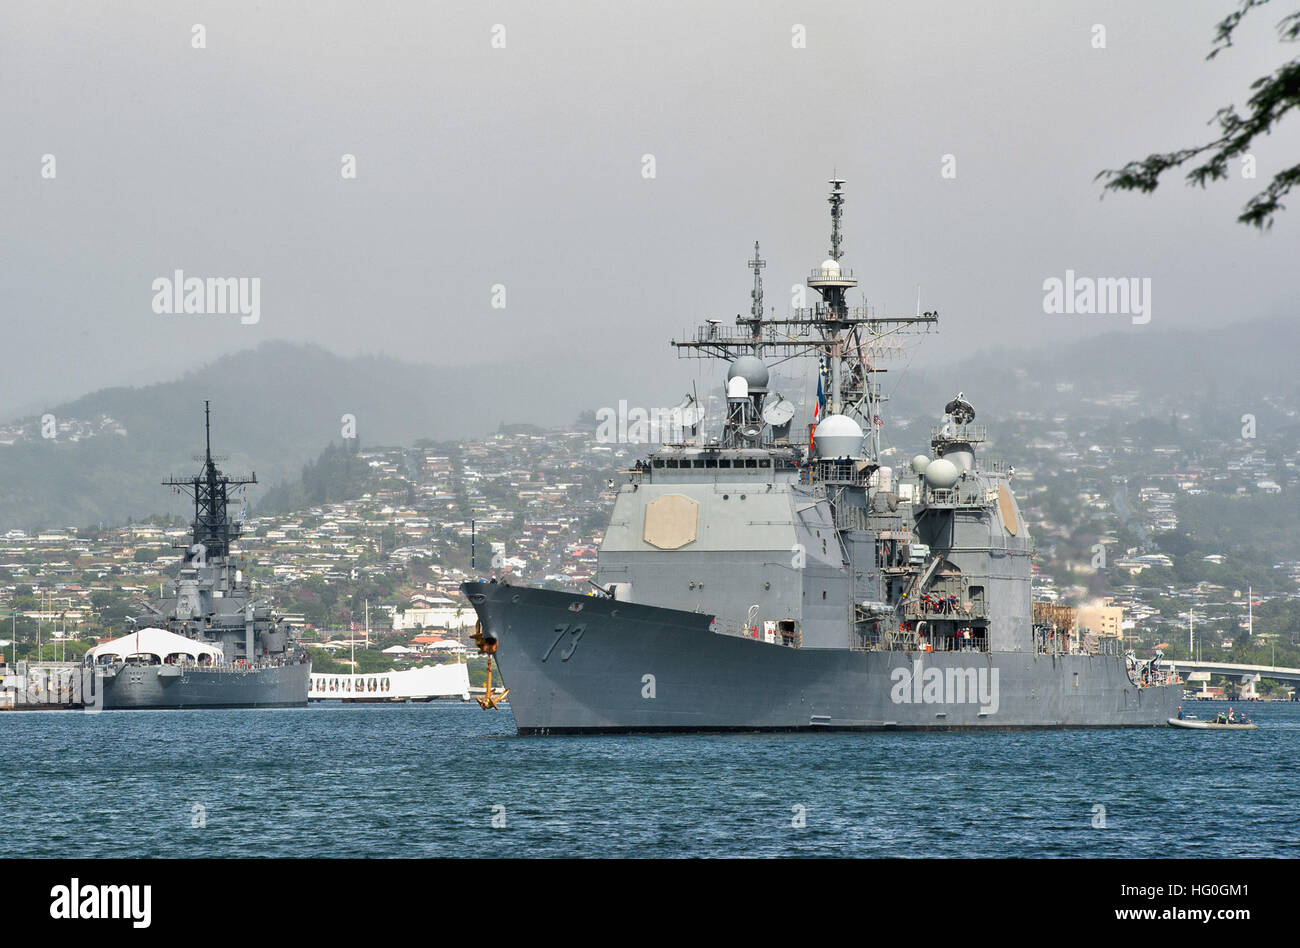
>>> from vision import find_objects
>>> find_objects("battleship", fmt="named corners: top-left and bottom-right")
top-left (86, 403), bottom-right (310, 709)
top-left (463, 180), bottom-right (1181, 733)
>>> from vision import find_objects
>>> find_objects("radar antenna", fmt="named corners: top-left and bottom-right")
top-left (670, 179), bottom-right (941, 464)
top-left (828, 177), bottom-right (846, 261)
top-left (163, 401), bottom-right (257, 560)
top-left (748, 241), bottom-right (766, 326)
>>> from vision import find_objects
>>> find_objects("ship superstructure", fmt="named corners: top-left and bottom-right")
top-left (88, 403), bottom-right (309, 709)
top-left (463, 181), bottom-right (1179, 732)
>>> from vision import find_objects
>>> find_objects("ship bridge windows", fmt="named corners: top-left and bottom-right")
top-left (651, 455), bottom-right (774, 472)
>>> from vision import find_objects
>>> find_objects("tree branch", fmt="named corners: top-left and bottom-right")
top-left (1097, 1), bottom-right (1300, 229)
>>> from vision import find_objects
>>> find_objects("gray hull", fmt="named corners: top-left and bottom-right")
top-left (467, 582), bottom-right (1180, 733)
top-left (98, 662), bottom-right (310, 710)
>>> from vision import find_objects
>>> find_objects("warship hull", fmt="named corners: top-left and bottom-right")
top-left (96, 661), bottom-right (310, 710)
top-left (466, 582), bottom-right (1180, 733)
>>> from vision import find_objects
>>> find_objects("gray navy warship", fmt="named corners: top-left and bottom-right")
top-left (88, 403), bottom-right (310, 709)
top-left (464, 180), bottom-right (1180, 733)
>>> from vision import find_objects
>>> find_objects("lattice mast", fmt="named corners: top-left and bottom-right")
top-left (162, 401), bottom-right (256, 560)
top-left (671, 179), bottom-right (938, 461)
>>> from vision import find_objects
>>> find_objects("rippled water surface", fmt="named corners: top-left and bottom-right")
top-left (4, 701), bottom-right (1296, 857)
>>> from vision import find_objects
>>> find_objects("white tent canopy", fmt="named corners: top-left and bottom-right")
top-left (89, 627), bottom-right (223, 663)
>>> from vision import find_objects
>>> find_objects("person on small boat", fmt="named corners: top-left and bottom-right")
top-left (1177, 705), bottom-right (1184, 720)
top-left (1227, 707), bottom-right (1236, 723)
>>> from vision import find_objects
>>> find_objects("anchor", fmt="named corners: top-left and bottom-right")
top-left (471, 621), bottom-right (509, 710)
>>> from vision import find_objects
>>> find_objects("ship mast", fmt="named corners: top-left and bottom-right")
top-left (828, 175), bottom-right (845, 262)
top-left (747, 241), bottom-right (765, 356)
top-left (671, 179), bottom-right (938, 460)
top-left (163, 401), bottom-right (256, 561)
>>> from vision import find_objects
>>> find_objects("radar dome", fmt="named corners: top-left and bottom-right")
top-left (813, 413), bottom-right (864, 458)
top-left (727, 356), bottom-right (769, 392)
top-left (819, 258), bottom-right (841, 276)
top-left (923, 457), bottom-right (960, 489)
top-left (910, 454), bottom-right (931, 475)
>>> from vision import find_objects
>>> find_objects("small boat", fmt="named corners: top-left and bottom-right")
top-left (1168, 717), bottom-right (1257, 730)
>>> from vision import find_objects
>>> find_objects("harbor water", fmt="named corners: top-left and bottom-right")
top-left (4, 701), bottom-right (1297, 858)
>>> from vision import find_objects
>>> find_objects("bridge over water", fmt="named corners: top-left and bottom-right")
top-left (1165, 660), bottom-right (1300, 683)
top-left (1165, 660), bottom-right (1300, 698)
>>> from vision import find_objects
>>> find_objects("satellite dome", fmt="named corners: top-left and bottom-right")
top-left (727, 356), bottom-right (769, 392)
top-left (813, 413), bottom-right (864, 458)
top-left (923, 457), bottom-right (960, 489)
top-left (910, 454), bottom-right (931, 475)
top-left (820, 258), bottom-right (841, 276)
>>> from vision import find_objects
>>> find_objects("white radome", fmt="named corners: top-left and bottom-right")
top-left (726, 356), bottom-right (769, 392)
top-left (923, 457), bottom-right (960, 489)
top-left (910, 454), bottom-right (931, 475)
top-left (813, 413), bottom-right (864, 458)
top-left (819, 258), bottom-right (841, 276)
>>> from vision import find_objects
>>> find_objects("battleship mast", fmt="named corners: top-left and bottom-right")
top-left (163, 401), bottom-right (256, 561)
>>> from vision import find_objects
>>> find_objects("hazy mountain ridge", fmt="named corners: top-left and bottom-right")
top-left (0, 342), bottom-right (487, 531)
top-left (883, 315), bottom-right (1300, 435)
top-left (1, 317), bottom-right (1296, 531)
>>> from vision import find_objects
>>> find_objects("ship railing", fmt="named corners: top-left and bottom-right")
top-left (931, 423), bottom-right (987, 443)
top-left (688, 325), bottom-right (769, 343)
top-left (1033, 633), bottom-right (1124, 657)
top-left (920, 634), bottom-right (986, 654)
top-left (1140, 668), bottom-right (1179, 688)
top-left (813, 459), bottom-right (870, 487)
top-left (860, 627), bottom-right (987, 653)
top-left (901, 597), bottom-right (987, 621)
top-left (711, 617), bottom-right (761, 640)
top-left (920, 487), bottom-right (986, 507)
top-left (86, 656), bottom-right (298, 673)
top-left (788, 305), bottom-right (908, 324)
top-left (807, 267), bottom-right (856, 282)
top-left (710, 617), bottom-right (800, 648)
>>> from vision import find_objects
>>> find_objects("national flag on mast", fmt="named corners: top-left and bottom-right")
top-left (810, 356), bottom-right (826, 452)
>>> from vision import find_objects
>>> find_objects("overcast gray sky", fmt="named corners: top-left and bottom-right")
top-left (2, 0), bottom-right (1297, 423)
